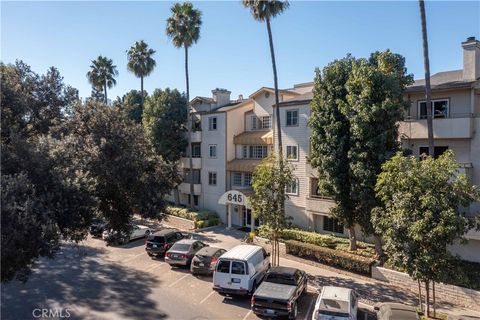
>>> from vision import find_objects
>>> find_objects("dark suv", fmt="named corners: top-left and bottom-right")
top-left (145, 229), bottom-right (187, 257)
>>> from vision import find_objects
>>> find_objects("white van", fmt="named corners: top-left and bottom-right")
top-left (213, 245), bottom-right (270, 296)
top-left (311, 286), bottom-right (358, 320)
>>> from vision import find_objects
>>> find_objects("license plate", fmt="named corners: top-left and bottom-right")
top-left (199, 262), bottom-right (204, 267)
top-left (152, 244), bottom-right (157, 248)
top-left (232, 278), bottom-right (241, 283)
top-left (171, 254), bottom-right (178, 258)
top-left (266, 309), bottom-right (275, 314)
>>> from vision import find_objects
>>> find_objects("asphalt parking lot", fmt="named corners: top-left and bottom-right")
top-left (1, 226), bottom-right (375, 320)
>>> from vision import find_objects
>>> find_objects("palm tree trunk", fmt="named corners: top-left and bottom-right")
top-left (266, 16), bottom-right (285, 216)
top-left (141, 76), bottom-right (144, 110)
top-left (419, 0), bottom-right (434, 156)
top-left (104, 78), bottom-right (108, 105)
top-left (185, 46), bottom-right (194, 210)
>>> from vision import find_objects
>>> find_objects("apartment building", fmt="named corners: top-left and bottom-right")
top-left (176, 37), bottom-right (480, 262)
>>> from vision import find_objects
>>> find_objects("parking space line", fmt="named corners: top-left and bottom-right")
top-left (168, 274), bottom-right (190, 288)
top-left (304, 296), bottom-right (316, 320)
top-left (123, 252), bottom-right (146, 264)
top-left (199, 291), bottom-right (215, 305)
top-left (145, 263), bottom-right (164, 273)
top-left (242, 310), bottom-right (252, 320)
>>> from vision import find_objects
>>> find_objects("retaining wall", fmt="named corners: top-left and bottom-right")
top-left (162, 214), bottom-right (195, 230)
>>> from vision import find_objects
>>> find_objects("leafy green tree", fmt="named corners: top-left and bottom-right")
top-left (90, 86), bottom-right (105, 103)
top-left (115, 89), bottom-right (146, 123)
top-left (373, 151), bottom-right (480, 317)
top-left (166, 2), bottom-right (202, 209)
top-left (309, 56), bottom-right (358, 250)
top-left (143, 88), bottom-right (188, 162)
top-left (86, 56), bottom-right (118, 104)
top-left (344, 51), bottom-right (413, 256)
top-left (251, 153), bottom-right (294, 266)
top-left (126, 40), bottom-right (156, 110)
top-left (50, 102), bottom-right (176, 237)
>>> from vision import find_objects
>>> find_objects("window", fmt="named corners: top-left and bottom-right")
top-left (418, 99), bottom-right (449, 119)
top-left (286, 109), bottom-right (299, 126)
top-left (231, 261), bottom-right (246, 275)
top-left (262, 116), bottom-right (271, 129)
top-left (184, 169), bottom-right (201, 184)
top-left (208, 172), bottom-right (217, 185)
top-left (244, 173), bottom-right (252, 187)
top-left (251, 116), bottom-right (258, 130)
top-left (233, 172), bottom-right (242, 186)
top-left (191, 143), bottom-right (201, 158)
top-left (242, 146), bottom-right (248, 159)
top-left (286, 145), bottom-right (298, 160)
top-left (323, 216), bottom-right (344, 234)
top-left (248, 145), bottom-right (268, 159)
top-left (187, 195), bottom-right (199, 206)
top-left (192, 117), bottom-right (201, 131)
top-left (208, 117), bottom-right (217, 130)
top-left (209, 145), bottom-right (217, 158)
top-left (217, 260), bottom-right (230, 273)
top-left (419, 146), bottom-right (449, 159)
top-left (286, 179), bottom-right (298, 195)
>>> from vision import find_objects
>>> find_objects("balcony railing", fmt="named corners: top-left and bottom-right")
top-left (399, 114), bottom-right (475, 139)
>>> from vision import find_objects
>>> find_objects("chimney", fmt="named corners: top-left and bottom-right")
top-left (238, 94), bottom-right (244, 101)
top-left (212, 88), bottom-right (231, 108)
top-left (462, 36), bottom-right (480, 80)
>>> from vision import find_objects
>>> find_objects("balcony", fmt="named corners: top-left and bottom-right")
top-left (306, 196), bottom-right (335, 214)
top-left (179, 182), bottom-right (202, 195)
top-left (399, 115), bottom-right (474, 140)
top-left (180, 157), bottom-right (202, 169)
top-left (190, 131), bottom-right (202, 143)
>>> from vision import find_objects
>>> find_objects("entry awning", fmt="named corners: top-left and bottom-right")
top-left (227, 159), bottom-right (262, 172)
top-left (233, 130), bottom-right (273, 145)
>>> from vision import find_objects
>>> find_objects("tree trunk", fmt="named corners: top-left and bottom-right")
top-left (433, 281), bottom-right (436, 318)
top-left (419, 0), bottom-right (434, 156)
top-left (141, 76), bottom-right (144, 111)
top-left (104, 78), bottom-right (108, 104)
top-left (418, 279), bottom-right (423, 314)
top-left (425, 280), bottom-right (430, 318)
top-left (271, 234), bottom-right (275, 267)
top-left (373, 234), bottom-right (383, 259)
top-left (185, 46), bottom-right (194, 210)
top-left (174, 188), bottom-right (180, 206)
top-left (348, 225), bottom-right (357, 251)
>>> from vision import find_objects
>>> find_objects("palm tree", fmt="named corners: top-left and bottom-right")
top-left (419, 0), bottom-right (434, 157)
top-left (86, 56), bottom-right (118, 104)
top-left (127, 40), bottom-right (156, 110)
top-left (242, 0), bottom-right (289, 266)
top-left (166, 2), bottom-right (202, 210)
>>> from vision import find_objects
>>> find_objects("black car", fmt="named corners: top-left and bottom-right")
top-left (251, 266), bottom-right (307, 319)
top-left (190, 247), bottom-right (226, 275)
top-left (90, 218), bottom-right (106, 238)
top-left (145, 229), bottom-right (187, 257)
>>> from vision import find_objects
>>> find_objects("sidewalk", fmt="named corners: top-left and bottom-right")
top-left (164, 223), bottom-right (480, 320)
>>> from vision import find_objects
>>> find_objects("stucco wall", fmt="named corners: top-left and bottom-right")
top-left (407, 89), bottom-right (472, 117)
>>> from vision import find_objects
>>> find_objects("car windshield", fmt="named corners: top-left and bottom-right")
top-left (148, 236), bottom-right (165, 243)
top-left (265, 273), bottom-right (296, 286)
top-left (318, 299), bottom-right (349, 316)
top-left (170, 243), bottom-right (190, 251)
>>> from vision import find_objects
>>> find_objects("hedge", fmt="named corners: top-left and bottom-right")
top-left (164, 205), bottom-right (220, 229)
top-left (286, 240), bottom-right (375, 275)
top-left (258, 227), bottom-right (375, 258)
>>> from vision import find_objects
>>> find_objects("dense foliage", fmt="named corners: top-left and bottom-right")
top-left (115, 89), bottom-right (146, 123)
top-left (164, 205), bottom-right (219, 229)
top-left (142, 88), bottom-right (188, 162)
top-left (86, 55), bottom-right (118, 103)
top-left (373, 151), bottom-right (480, 285)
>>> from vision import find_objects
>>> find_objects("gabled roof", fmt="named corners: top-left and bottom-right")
top-left (407, 70), bottom-right (476, 93)
top-left (216, 99), bottom-right (253, 112)
top-left (277, 91), bottom-right (313, 107)
top-left (191, 96), bottom-right (214, 105)
top-left (249, 87), bottom-right (299, 99)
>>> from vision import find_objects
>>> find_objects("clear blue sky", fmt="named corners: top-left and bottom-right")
top-left (2, 1), bottom-right (479, 101)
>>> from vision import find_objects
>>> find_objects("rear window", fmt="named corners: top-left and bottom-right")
top-left (265, 273), bottom-right (296, 286)
top-left (170, 243), bottom-right (190, 251)
top-left (148, 236), bottom-right (165, 243)
top-left (231, 261), bottom-right (246, 275)
top-left (216, 260), bottom-right (230, 273)
top-left (318, 298), bottom-right (349, 318)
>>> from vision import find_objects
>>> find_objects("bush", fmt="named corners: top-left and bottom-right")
top-left (286, 240), bottom-right (375, 275)
top-left (165, 206), bottom-right (220, 229)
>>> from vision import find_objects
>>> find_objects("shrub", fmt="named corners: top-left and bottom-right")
top-left (165, 206), bottom-right (220, 229)
top-left (286, 240), bottom-right (375, 275)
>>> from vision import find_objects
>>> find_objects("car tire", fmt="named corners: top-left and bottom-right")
top-left (144, 230), bottom-right (151, 237)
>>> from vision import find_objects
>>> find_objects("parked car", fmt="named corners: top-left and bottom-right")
top-left (102, 225), bottom-right (152, 244)
top-left (190, 247), bottom-right (227, 275)
top-left (251, 266), bottom-right (307, 319)
top-left (213, 244), bottom-right (270, 296)
top-left (312, 286), bottom-right (358, 320)
top-left (90, 218), bottom-right (106, 238)
top-left (145, 229), bottom-right (187, 257)
top-left (374, 303), bottom-right (419, 320)
top-left (165, 239), bottom-right (208, 267)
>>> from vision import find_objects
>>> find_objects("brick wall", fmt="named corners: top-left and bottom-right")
top-left (162, 214), bottom-right (195, 231)
top-left (372, 265), bottom-right (480, 310)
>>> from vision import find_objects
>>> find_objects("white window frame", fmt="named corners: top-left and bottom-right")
top-left (244, 173), bottom-right (252, 187)
top-left (233, 172), bottom-right (242, 186)
top-left (286, 179), bottom-right (299, 195)
top-left (208, 172), bottom-right (217, 186)
top-left (286, 145), bottom-right (298, 161)
top-left (208, 116), bottom-right (218, 130)
top-left (251, 116), bottom-right (258, 130)
top-left (262, 116), bottom-right (271, 129)
top-left (417, 99), bottom-right (449, 119)
top-left (286, 109), bottom-right (299, 126)
top-left (209, 144), bottom-right (217, 158)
